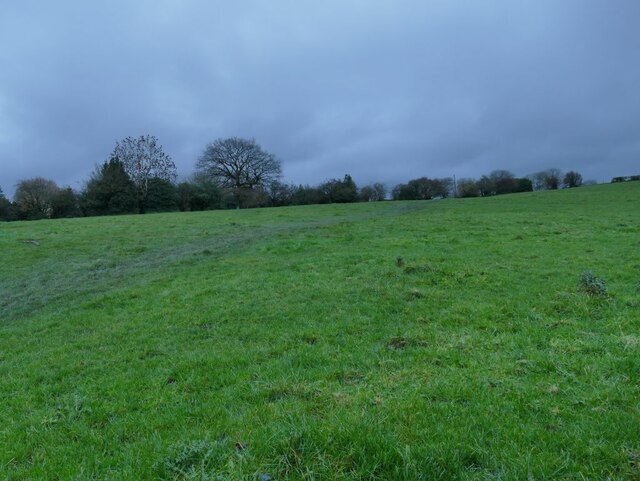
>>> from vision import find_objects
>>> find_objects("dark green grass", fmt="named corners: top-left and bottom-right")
top-left (1, 183), bottom-right (639, 480)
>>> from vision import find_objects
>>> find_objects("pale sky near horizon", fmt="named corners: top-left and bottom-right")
top-left (1, 1), bottom-right (639, 198)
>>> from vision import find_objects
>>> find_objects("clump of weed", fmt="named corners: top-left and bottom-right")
top-left (139, 348), bottom-right (166, 360)
top-left (42, 393), bottom-right (91, 426)
top-left (300, 333), bottom-right (318, 345)
top-left (408, 288), bottom-right (423, 299)
top-left (388, 336), bottom-right (408, 349)
top-left (333, 369), bottom-right (364, 385)
top-left (396, 256), bottom-right (404, 267)
top-left (579, 270), bottom-right (608, 297)
top-left (627, 449), bottom-right (640, 470)
top-left (158, 439), bottom-right (231, 480)
top-left (404, 265), bottom-right (432, 275)
top-left (387, 336), bottom-right (429, 350)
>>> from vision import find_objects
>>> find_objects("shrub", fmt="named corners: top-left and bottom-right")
top-left (579, 271), bottom-right (608, 297)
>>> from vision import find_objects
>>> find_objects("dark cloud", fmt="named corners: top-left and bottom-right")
top-left (1, 1), bottom-right (639, 198)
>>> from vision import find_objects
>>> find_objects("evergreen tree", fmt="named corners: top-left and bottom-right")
top-left (80, 158), bottom-right (138, 216)
top-left (51, 187), bottom-right (81, 218)
top-left (515, 178), bottom-right (533, 192)
top-left (177, 179), bottom-right (222, 211)
top-left (290, 185), bottom-right (323, 205)
top-left (391, 177), bottom-right (452, 200)
top-left (142, 178), bottom-right (179, 213)
top-left (319, 174), bottom-right (359, 203)
top-left (0, 187), bottom-right (15, 221)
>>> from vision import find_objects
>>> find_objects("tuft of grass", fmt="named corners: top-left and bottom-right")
top-left (157, 439), bottom-right (235, 481)
top-left (579, 270), bottom-right (608, 297)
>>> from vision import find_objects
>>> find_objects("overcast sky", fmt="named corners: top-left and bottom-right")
top-left (1, 0), bottom-right (639, 198)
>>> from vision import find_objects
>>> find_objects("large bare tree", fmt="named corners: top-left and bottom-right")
top-left (111, 135), bottom-right (177, 212)
top-left (196, 137), bottom-right (282, 208)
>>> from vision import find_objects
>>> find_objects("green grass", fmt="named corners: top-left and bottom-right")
top-left (1, 183), bottom-right (639, 480)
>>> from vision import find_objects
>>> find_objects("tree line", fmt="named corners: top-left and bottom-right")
top-left (0, 134), bottom-right (596, 221)
top-left (1, 136), bottom-right (376, 220)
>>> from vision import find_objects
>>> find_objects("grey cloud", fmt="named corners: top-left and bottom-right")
top-left (1, 1), bottom-right (639, 198)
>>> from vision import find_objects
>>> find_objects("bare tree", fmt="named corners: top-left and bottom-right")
top-left (359, 182), bottom-right (386, 201)
top-left (563, 171), bottom-right (583, 188)
top-left (457, 178), bottom-right (480, 197)
top-left (14, 177), bottom-right (60, 219)
top-left (266, 181), bottom-right (295, 206)
top-left (477, 175), bottom-right (494, 196)
top-left (544, 168), bottom-right (563, 189)
top-left (111, 135), bottom-right (177, 211)
top-left (196, 137), bottom-right (282, 208)
top-left (371, 182), bottom-right (386, 201)
top-left (530, 168), bottom-right (563, 190)
top-left (489, 170), bottom-right (517, 194)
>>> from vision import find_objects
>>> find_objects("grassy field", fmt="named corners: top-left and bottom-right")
top-left (1, 182), bottom-right (639, 480)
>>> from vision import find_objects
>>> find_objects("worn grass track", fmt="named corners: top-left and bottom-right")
top-left (0, 201), bottom-right (424, 323)
top-left (0, 183), bottom-right (639, 480)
